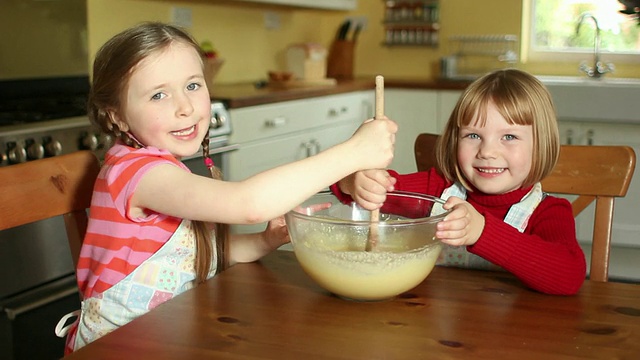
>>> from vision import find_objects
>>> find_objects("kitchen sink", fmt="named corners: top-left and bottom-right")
top-left (536, 75), bottom-right (640, 87)
top-left (535, 75), bottom-right (640, 123)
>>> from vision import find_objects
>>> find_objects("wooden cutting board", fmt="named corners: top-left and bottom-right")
top-left (268, 78), bottom-right (337, 89)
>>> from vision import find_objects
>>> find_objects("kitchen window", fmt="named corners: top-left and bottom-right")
top-left (523, 0), bottom-right (640, 64)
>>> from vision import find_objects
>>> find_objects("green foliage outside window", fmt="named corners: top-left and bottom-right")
top-left (533, 0), bottom-right (640, 53)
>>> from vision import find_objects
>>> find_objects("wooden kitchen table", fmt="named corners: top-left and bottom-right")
top-left (66, 251), bottom-right (640, 359)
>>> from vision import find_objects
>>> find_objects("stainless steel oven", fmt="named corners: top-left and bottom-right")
top-left (0, 98), bottom-right (234, 359)
top-left (0, 76), bottom-right (94, 360)
top-left (2, 2), bottom-right (93, 358)
top-left (182, 102), bottom-right (238, 179)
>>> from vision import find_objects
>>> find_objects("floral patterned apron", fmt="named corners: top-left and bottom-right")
top-left (56, 219), bottom-right (217, 352)
top-left (430, 182), bottom-right (543, 270)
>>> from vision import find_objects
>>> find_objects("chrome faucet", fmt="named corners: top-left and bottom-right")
top-left (575, 12), bottom-right (614, 78)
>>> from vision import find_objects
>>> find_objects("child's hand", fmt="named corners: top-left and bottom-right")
top-left (228, 216), bottom-right (291, 265)
top-left (348, 116), bottom-right (398, 171)
top-left (338, 170), bottom-right (396, 210)
top-left (263, 216), bottom-right (290, 249)
top-left (262, 203), bottom-right (331, 249)
top-left (435, 196), bottom-right (485, 246)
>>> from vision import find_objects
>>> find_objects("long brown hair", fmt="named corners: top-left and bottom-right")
top-left (88, 22), bottom-right (227, 283)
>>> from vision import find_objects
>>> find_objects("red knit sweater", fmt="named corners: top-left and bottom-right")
top-left (331, 168), bottom-right (587, 295)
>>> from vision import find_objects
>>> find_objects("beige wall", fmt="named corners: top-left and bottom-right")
top-left (87, 0), bottom-right (345, 83)
top-left (0, 0), bottom-right (87, 80)
top-left (87, 0), bottom-right (640, 84)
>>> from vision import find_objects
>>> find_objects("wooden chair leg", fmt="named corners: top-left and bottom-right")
top-left (589, 197), bottom-right (614, 282)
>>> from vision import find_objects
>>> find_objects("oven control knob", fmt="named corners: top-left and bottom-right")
top-left (99, 134), bottom-right (114, 149)
top-left (81, 133), bottom-right (99, 151)
top-left (211, 112), bottom-right (226, 129)
top-left (26, 139), bottom-right (45, 160)
top-left (44, 137), bottom-right (63, 157)
top-left (7, 143), bottom-right (27, 164)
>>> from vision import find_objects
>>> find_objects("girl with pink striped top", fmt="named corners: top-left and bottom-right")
top-left (56, 22), bottom-right (397, 354)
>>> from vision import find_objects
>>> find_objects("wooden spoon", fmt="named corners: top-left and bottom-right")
top-left (365, 75), bottom-right (385, 252)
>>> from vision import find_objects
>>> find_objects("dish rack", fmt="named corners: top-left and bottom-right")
top-left (441, 34), bottom-right (519, 80)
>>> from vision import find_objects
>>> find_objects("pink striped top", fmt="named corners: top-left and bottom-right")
top-left (77, 143), bottom-right (188, 298)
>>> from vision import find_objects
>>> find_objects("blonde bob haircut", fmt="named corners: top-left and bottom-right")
top-left (435, 69), bottom-right (560, 190)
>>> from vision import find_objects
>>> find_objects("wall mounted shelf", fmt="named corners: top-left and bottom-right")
top-left (382, 0), bottom-right (439, 47)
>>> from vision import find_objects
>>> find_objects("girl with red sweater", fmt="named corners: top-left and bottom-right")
top-left (331, 69), bottom-right (586, 295)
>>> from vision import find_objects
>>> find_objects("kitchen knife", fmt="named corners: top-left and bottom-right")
top-left (337, 20), bottom-right (351, 40)
top-left (352, 23), bottom-right (362, 42)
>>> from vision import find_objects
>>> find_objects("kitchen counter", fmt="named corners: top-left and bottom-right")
top-left (210, 77), bottom-right (470, 108)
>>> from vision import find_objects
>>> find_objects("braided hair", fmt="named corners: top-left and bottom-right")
top-left (88, 22), bottom-right (227, 283)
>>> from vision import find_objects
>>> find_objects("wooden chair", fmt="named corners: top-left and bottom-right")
top-left (414, 133), bottom-right (636, 282)
top-left (0, 151), bottom-right (100, 267)
top-left (414, 132), bottom-right (440, 173)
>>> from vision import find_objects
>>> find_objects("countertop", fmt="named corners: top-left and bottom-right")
top-left (210, 77), bottom-right (471, 109)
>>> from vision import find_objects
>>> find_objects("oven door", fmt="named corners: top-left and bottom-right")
top-left (1, 275), bottom-right (79, 360)
top-left (181, 139), bottom-right (239, 179)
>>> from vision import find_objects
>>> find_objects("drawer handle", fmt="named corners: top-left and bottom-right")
top-left (303, 141), bottom-right (313, 157)
top-left (265, 117), bottom-right (287, 128)
top-left (328, 107), bottom-right (348, 117)
top-left (310, 139), bottom-right (320, 155)
top-left (3, 285), bottom-right (78, 320)
top-left (302, 139), bottom-right (321, 157)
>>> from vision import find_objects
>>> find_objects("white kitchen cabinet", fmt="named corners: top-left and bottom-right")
top-left (385, 89), bottom-right (462, 174)
top-left (437, 90), bottom-right (463, 131)
top-left (229, 122), bottom-right (360, 183)
top-left (557, 120), bottom-right (640, 281)
top-left (227, 90), bottom-right (373, 234)
top-left (385, 89), bottom-right (438, 174)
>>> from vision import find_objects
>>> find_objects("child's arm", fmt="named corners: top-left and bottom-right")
top-left (467, 196), bottom-right (586, 295)
top-left (469, 198), bottom-right (586, 295)
top-left (131, 116), bottom-right (397, 225)
top-left (227, 216), bottom-right (289, 265)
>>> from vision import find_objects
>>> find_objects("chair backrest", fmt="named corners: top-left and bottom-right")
top-left (414, 133), bottom-right (636, 282)
top-left (0, 151), bottom-right (100, 268)
top-left (414, 133), bottom-right (440, 172)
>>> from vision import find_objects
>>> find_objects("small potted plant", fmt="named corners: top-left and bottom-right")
top-left (200, 40), bottom-right (224, 89)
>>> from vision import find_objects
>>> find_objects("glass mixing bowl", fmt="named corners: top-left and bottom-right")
top-left (285, 191), bottom-right (448, 301)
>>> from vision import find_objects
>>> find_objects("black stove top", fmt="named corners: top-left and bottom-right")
top-left (0, 94), bottom-right (88, 126)
top-left (0, 76), bottom-right (90, 127)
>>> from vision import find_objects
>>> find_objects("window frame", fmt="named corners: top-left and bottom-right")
top-left (522, 0), bottom-right (640, 65)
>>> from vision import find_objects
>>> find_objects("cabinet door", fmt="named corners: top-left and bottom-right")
top-left (577, 123), bottom-right (640, 249)
top-left (436, 90), bottom-right (462, 133)
top-left (228, 122), bottom-right (359, 182)
top-left (386, 89), bottom-right (438, 174)
top-left (557, 121), bottom-right (584, 145)
top-left (228, 122), bottom-right (359, 234)
top-left (556, 120), bottom-right (640, 281)
top-left (556, 120), bottom-right (640, 247)
top-left (228, 132), bottom-right (307, 182)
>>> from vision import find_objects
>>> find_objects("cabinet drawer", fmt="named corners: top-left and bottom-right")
top-left (229, 91), bottom-right (372, 144)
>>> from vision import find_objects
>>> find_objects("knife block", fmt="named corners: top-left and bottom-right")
top-left (327, 40), bottom-right (354, 80)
